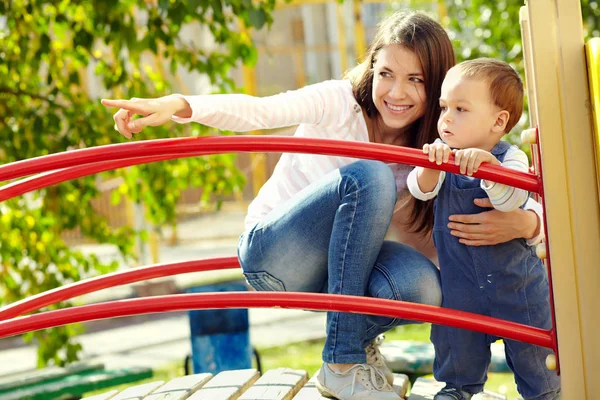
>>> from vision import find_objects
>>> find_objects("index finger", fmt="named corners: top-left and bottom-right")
top-left (101, 99), bottom-right (147, 114)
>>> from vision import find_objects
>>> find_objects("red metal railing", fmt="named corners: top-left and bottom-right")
top-left (0, 136), bottom-right (540, 192)
top-left (0, 257), bottom-right (240, 321)
top-left (0, 136), bottom-right (554, 355)
top-left (0, 292), bottom-right (553, 348)
top-left (532, 127), bottom-right (560, 373)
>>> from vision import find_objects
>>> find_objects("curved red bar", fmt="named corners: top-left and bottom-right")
top-left (0, 257), bottom-right (240, 321)
top-left (0, 292), bottom-right (553, 348)
top-left (0, 155), bottom-right (183, 202)
top-left (0, 136), bottom-right (540, 194)
top-left (0, 153), bottom-right (221, 202)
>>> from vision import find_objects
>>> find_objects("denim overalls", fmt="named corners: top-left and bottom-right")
top-left (431, 141), bottom-right (561, 399)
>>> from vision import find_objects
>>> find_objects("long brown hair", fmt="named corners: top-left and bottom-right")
top-left (346, 11), bottom-right (456, 235)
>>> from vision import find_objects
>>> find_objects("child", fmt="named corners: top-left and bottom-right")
top-left (407, 58), bottom-right (561, 400)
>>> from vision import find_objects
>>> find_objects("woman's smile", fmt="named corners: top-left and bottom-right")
top-left (384, 101), bottom-right (413, 114)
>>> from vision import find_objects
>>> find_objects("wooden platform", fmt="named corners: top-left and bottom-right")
top-left (83, 368), bottom-right (409, 400)
top-left (407, 378), bottom-right (507, 400)
top-left (83, 369), bottom-right (508, 400)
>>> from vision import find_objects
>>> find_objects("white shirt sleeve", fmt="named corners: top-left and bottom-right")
top-left (407, 138), bottom-right (446, 200)
top-left (407, 167), bottom-right (445, 200)
top-left (480, 145), bottom-right (530, 212)
top-left (170, 80), bottom-right (347, 132)
top-left (523, 197), bottom-right (545, 245)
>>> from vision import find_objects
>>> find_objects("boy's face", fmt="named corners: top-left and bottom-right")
top-left (437, 68), bottom-right (505, 151)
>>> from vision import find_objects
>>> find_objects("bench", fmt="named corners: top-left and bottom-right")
top-left (82, 368), bottom-right (508, 400)
top-left (381, 340), bottom-right (510, 375)
top-left (0, 363), bottom-right (152, 400)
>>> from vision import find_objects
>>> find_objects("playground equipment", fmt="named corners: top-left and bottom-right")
top-left (519, 1), bottom-right (600, 397)
top-left (0, 0), bottom-right (599, 398)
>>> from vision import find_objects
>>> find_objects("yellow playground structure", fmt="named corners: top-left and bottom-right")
top-left (519, 0), bottom-right (600, 398)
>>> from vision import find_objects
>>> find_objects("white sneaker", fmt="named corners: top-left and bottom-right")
top-left (365, 335), bottom-right (394, 385)
top-left (316, 363), bottom-right (401, 400)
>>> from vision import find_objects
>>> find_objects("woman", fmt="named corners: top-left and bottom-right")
top-left (103, 11), bottom-right (543, 400)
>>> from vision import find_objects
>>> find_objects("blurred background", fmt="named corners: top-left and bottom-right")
top-left (0, 0), bottom-right (598, 387)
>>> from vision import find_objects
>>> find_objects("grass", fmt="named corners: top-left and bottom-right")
top-left (84, 324), bottom-right (522, 399)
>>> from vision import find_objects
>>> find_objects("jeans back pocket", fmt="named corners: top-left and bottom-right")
top-left (243, 271), bottom-right (286, 292)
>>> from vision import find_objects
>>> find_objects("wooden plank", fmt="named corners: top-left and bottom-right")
top-left (392, 374), bottom-right (410, 398)
top-left (6, 367), bottom-right (153, 400)
top-left (144, 374), bottom-right (213, 400)
top-left (291, 372), bottom-right (327, 400)
top-left (407, 378), bottom-right (445, 400)
top-left (83, 390), bottom-right (120, 400)
top-left (587, 38), bottom-right (600, 182)
top-left (0, 362), bottom-right (105, 392)
top-left (408, 378), bottom-right (505, 400)
top-left (238, 368), bottom-right (308, 400)
top-left (112, 381), bottom-right (165, 400)
top-left (188, 369), bottom-right (260, 400)
top-left (475, 393), bottom-right (505, 399)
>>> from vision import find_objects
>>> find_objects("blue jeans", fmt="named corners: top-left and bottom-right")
top-left (238, 160), bottom-right (441, 364)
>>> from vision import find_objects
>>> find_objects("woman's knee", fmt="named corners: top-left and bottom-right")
top-left (368, 241), bottom-right (442, 307)
top-left (238, 231), bottom-right (329, 293)
top-left (341, 160), bottom-right (397, 205)
top-left (413, 267), bottom-right (442, 306)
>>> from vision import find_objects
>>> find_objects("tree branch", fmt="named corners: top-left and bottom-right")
top-left (0, 87), bottom-right (69, 110)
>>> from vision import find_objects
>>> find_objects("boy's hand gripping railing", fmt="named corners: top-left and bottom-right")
top-left (0, 136), bottom-right (555, 366)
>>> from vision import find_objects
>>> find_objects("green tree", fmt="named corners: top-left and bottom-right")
top-left (582, 0), bottom-right (600, 37)
top-left (440, 0), bottom-right (599, 145)
top-left (0, 0), bottom-right (274, 367)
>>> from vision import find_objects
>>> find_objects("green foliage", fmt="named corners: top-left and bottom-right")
top-left (440, 0), bottom-right (599, 148)
top-left (441, 0), bottom-right (527, 147)
top-left (0, 0), bottom-right (274, 366)
top-left (583, 0), bottom-right (600, 38)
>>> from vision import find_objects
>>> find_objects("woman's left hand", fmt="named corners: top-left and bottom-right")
top-left (448, 198), bottom-right (539, 246)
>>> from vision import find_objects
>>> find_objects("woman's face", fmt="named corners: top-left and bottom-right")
top-left (372, 44), bottom-right (427, 132)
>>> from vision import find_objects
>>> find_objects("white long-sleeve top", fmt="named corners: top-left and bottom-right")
top-left (172, 79), bottom-right (543, 244)
top-left (407, 140), bottom-right (530, 212)
top-left (172, 80), bottom-right (412, 230)
top-left (407, 141), bottom-right (543, 245)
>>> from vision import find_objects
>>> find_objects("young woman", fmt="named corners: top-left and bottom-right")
top-left (103, 11), bottom-right (543, 400)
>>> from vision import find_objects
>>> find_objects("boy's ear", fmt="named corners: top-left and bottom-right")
top-left (492, 110), bottom-right (510, 133)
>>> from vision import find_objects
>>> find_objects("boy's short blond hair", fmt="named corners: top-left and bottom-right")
top-left (456, 58), bottom-right (524, 133)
